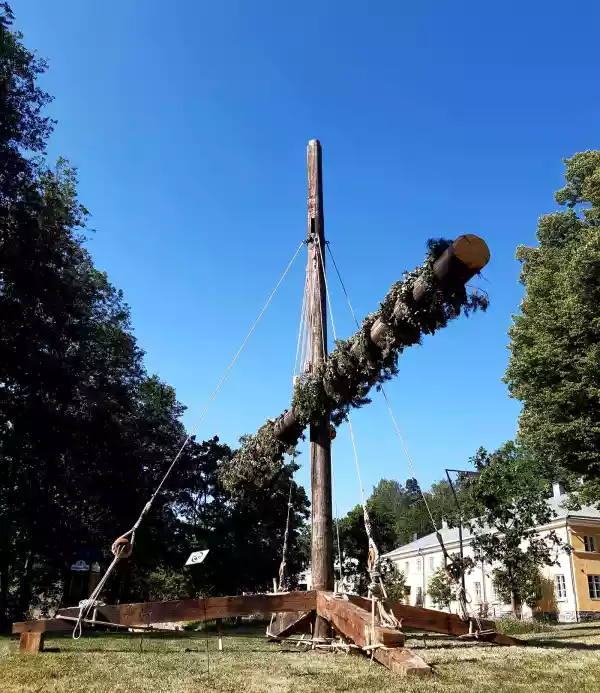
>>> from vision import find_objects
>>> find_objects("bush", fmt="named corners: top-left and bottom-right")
top-left (495, 616), bottom-right (554, 635)
top-left (147, 568), bottom-right (195, 601)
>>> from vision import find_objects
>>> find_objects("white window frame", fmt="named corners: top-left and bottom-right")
top-left (584, 535), bottom-right (597, 552)
top-left (491, 582), bottom-right (499, 602)
top-left (589, 575), bottom-right (600, 600)
top-left (554, 574), bottom-right (567, 601)
top-left (428, 556), bottom-right (435, 571)
top-left (415, 586), bottom-right (423, 606)
top-left (474, 581), bottom-right (482, 602)
top-left (416, 559), bottom-right (422, 573)
top-left (405, 561), bottom-right (410, 575)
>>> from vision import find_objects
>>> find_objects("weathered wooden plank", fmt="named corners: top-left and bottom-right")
top-left (373, 646), bottom-right (431, 677)
top-left (316, 592), bottom-right (404, 649)
top-left (347, 596), bottom-right (522, 645)
top-left (13, 619), bottom-right (72, 634)
top-left (267, 611), bottom-right (314, 641)
top-left (13, 592), bottom-right (318, 635)
top-left (70, 591), bottom-right (317, 627)
top-left (347, 595), bottom-right (494, 637)
top-left (19, 632), bottom-right (45, 653)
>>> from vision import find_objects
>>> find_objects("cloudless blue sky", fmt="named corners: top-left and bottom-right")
top-left (12, 1), bottom-right (600, 515)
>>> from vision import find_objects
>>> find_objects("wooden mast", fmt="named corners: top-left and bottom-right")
top-left (306, 140), bottom-right (334, 639)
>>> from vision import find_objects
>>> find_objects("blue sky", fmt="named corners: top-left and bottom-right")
top-left (13, 1), bottom-right (600, 515)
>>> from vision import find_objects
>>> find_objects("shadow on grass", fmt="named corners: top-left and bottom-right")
top-left (528, 639), bottom-right (600, 651)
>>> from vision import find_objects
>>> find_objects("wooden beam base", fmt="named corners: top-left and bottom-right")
top-left (347, 595), bottom-right (522, 645)
top-left (316, 592), bottom-right (430, 676)
top-left (11, 589), bottom-right (520, 673)
top-left (373, 646), bottom-right (432, 677)
top-left (13, 591), bottom-right (318, 634)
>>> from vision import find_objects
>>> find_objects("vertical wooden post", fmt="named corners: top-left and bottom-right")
top-left (307, 139), bottom-right (334, 640)
top-left (19, 632), bottom-right (44, 653)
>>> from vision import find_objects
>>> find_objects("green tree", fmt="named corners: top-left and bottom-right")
top-left (491, 562), bottom-right (543, 611)
top-left (463, 443), bottom-right (563, 617)
top-left (0, 4), bottom-right (190, 621)
top-left (427, 566), bottom-right (456, 609)
top-left (0, 3), bottom-right (313, 624)
top-left (505, 151), bottom-right (600, 503)
top-left (380, 559), bottom-right (407, 602)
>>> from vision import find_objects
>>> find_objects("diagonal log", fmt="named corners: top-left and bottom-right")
top-left (316, 591), bottom-right (431, 676)
top-left (347, 595), bottom-right (522, 645)
top-left (316, 591), bottom-right (404, 649)
top-left (273, 234), bottom-right (490, 443)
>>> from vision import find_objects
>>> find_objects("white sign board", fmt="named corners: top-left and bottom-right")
top-left (71, 560), bottom-right (89, 572)
top-left (185, 550), bottom-right (209, 567)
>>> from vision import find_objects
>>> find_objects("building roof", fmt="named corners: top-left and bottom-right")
top-left (383, 494), bottom-right (600, 560)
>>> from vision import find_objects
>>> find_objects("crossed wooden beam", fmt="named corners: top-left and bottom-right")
top-left (13, 590), bottom-right (521, 674)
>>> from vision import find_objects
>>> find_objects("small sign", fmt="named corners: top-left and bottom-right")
top-left (71, 560), bottom-right (89, 572)
top-left (185, 550), bottom-right (209, 567)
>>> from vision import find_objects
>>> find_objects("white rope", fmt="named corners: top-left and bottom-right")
top-left (325, 242), bottom-right (440, 539)
top-left (277, 476), bottom-right (294, 591)
top-left (331, 454), bottom-right (344, 586)
top-left (326, 242), bottom-right (485, 629)
top-left (379, 387), bottom-right (439, 536)
top-left (314, 237), bottom-right (399, 631)
top-left (293, 272), bottom-right (308, 380)
top-left (300, 258), bottom-right (313, 374)
top-left (73, 239), bottom-right (305, 639)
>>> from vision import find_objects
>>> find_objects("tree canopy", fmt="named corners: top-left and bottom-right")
top-left (505, 151), bottom-right (600, 502)
top-left (0, 3), bottom-right (309, 626)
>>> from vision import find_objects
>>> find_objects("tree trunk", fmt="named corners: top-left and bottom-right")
top-left (0, 562), bottom-right (9, 630)
top-left (16, 552), bottom-right (34, 621)
top-left (508, 566), bottom-right (521, 619)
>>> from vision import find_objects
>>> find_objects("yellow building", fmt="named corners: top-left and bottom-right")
top-left (384, 484), bottom-right (600, 622)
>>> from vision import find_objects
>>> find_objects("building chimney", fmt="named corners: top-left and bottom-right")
top-left (412, 532), bottom-right (418, 542)
top-left (552, 482), bottom-right (565, 498)
top-left (441, 517), bottom-right (448, 530)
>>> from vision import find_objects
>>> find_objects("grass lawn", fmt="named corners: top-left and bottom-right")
top-left (2, 621), bottom-right (600, 693)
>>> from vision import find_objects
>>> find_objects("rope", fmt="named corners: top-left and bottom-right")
top-left (331, 454), bottom-right (345, 586)
top-left (315, 237), bottom-right (398, 632)
top-left (308, 234), bottom-right (346, 586)
top-left (73, 239), bottom-right (305, 639)
top-left (325, 242), bottom-right (442, 544)
top-left (293, 271), bottom-right (308, 381)
top-left (327, 242), bottom-right (488, 631)
top-left (277, 477), bottom-right (294, 591)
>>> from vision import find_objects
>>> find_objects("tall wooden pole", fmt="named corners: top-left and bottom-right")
top-left (306, 140), bottom-right (333, 639)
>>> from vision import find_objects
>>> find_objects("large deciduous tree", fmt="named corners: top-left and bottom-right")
top-left (0, 3), bottom-right (312, 624)
top-left (505, 151), bottom-right (600, 503)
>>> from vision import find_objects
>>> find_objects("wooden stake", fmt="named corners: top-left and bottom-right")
top-left (307, 140), bottom-right (334, 640)
top-left (19, 632), bottom-right (44, 653)
top-left (217, 618), bottom-right (223, 652)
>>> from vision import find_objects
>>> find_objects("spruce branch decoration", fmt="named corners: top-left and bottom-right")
top-left (221, 238), bottom-right (488, 495)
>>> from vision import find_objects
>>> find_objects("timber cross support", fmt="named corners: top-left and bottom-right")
top-left (13, 590), bottom-right (523, 673)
